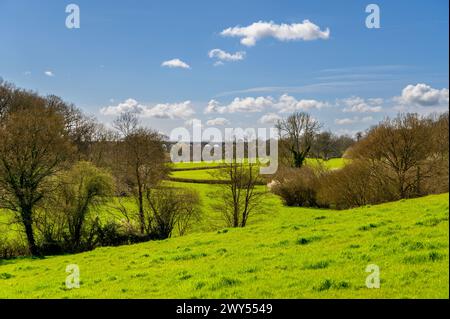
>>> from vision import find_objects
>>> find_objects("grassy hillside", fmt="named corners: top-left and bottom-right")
top-left (168, 158), bottom-right (347, 182)
top-left (170, 169), bottom-right (225, 180)
top-left (0, 193), bottom-right (448, 299)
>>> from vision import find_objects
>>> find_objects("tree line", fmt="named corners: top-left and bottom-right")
top-left (0, 82), bottom-right (203, 257)
top-left (271, 111), bottom-right (449, 209)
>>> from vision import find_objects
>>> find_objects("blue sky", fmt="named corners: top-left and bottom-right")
top-left (1, 0), bottom-right (448, 136)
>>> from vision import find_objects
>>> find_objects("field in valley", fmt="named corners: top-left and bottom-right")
top-left (0, 159), bottom-right (448, 298)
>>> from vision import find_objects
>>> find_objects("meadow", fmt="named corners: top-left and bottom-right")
top-left (168, 158), bottom-right (346, 181)
top-left (0, 194), bottom-right (447, 298)
top-left (0, 158), bottom-right (448, 299)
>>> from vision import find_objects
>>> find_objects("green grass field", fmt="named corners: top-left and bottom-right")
top-left (304, 158), bottom-right (347, 170)
top-left (168, 158), bottom-right (347, 181)
top-left (0, 159), bottom-right (448, 298)
top-left (170, 169), bottom-right (225, 180)
top-left (0, 192), bottom-right (448, 298)
top-left (170, 158), bottom-right (346, 171)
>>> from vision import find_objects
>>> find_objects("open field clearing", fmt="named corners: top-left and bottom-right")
top-left (170, 158), bottom-right (346, 171)
top-left (0, 193), bottom-right (448, 298)
top-left (170, 169), bottom-right (225, 180)
top-left (167, 158), bottom-right (347, 183)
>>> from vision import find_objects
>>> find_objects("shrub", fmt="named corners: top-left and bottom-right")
top-left (56, 161), bottom-right (114, 251)
top-left (145, 187), bottom-right (202, 239)
top-left (96, 221), bottom-right (150, 247)
top-left (348, 113), bottom-right (449, 199)
top-left (33, 161), bottom-right (115, 254)
top-left (270, 166), bottom-right (323, 207)
top-left (0, 237), bottom-right (28, 259)
top-left (317, 160), bottom-right (396, 209)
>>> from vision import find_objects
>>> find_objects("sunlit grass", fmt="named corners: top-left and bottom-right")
top-left (0, 193), bottom-right (448, 298)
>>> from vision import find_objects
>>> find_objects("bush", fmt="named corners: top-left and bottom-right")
top-left (0, 238), bottom-right (28, 259)
top-left (96, 221), bottom-right (150, 246)
top-left (419, 157), bottom-right (449, 195)
top-left (317, 160), bottom-right (396, 209)
top-left (270, 166), bottom-right (323, 207)
top-left (52, 161), bottom-right (114, 252)
top-left (348, 113), bottom-right (448, 199)
top-left (145, 187), bottom-right (202, 239)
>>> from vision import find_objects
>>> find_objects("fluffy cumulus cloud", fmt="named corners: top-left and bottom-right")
top-left (44, 70), bottom-right (54, 77)
top-left (204, 94), bottom-right (329, 114)
top-left (339, 96), bottom-right (383, 113)
top-left (208, 49), bottom-right (246, 65)
top-left (204, 96), bottom-right (274, 114)
top-left (141, 101), bottom-right (194, 119)
top-left (335, 116), bottom-right (373, 125)
top-left (206, 117), bottom-right (230, 126)
top-left (258, 113), bottom-right (282, 124)
top-left (204, 99), bottom-right (226, 114)
top-left (227, 96), bottom-right (274, 113)
top-left (100, 98), bottom-right (140, 115)
top-left (161, 58), bottom-right (191, 69)
top-left (221, 20), bottom-right (330, 47)
top-left (274, 94), bottom-right (329, 113)
top-left (100, 99), bottom-right (194, 119)
top-left (395, 83), bottom-right (449, 107)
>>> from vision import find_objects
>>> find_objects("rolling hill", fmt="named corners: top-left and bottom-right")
top-left (0, 193), bottom-right (448, 298)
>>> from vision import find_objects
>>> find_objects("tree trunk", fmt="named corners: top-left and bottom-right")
top-left (21, 208), bottom-right (39, 256)
top-left (73, 220), bottom-right (82, 250)
top-left (138, 186), bottom-right (145, 234)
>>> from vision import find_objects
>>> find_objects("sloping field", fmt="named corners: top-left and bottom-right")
top-left (0, 193), bottom-right (448, 299)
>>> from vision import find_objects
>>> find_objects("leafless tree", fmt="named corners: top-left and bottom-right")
top-left (349, 113), bottom-right (434, 198)
top-left (113, 112), bottom-right (168, 234)
top-left (145, 187), bottom-right (202, 239)
top-left (276, 112), bottom-right (321, 168)
top-left (213, 159), bottom-right (264, 227)
top-left (0, 106), bottom-right (73, 255)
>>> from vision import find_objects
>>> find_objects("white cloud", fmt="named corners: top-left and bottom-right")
top-left (204, 99), bottom-right (227, 114)
top-left (206, 117), bottom-right (230, 126)
top-left (221, 20), bottom-right (330, 47)
top-left (141, 101), bottom-right (195, 119)
top-left (44, 70), bottom-right (54, 77)
top-left (205, 94), bottom-right (329, 114)
top-left (227, 96), bottom-right (274, 113)
top-left (100, 98), bottom-right (140, 115)
top-left (161, 58), bottom-right (191, 69)
top-left (205, 96), bottom-right (274, 114)
top-left (339, 96), bottom-right (383, 113)
top-left (259, 113), bottom-right (282, 124)
top-left (335, 116), bottom-right (373, 125)
top-left (100, 99), bottom-right (195, 119)
top-left (395, 83), bottom-right (449, 107)
top-left (274, 94), bottom-right (329, 113)
top-left (208, 49), bottom-right (246, 63)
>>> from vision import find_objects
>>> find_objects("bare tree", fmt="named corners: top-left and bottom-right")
top-left (113, 111), bottom-right (139, 137)
top-left (0, 86), bottom-right (99, 162)
top-left (55, 161), bottom-right (114, 251)
top-left (145, 187), bottom-right (201, 239)
top-left (311, 131), bottom-right (335, 160)
top-left (349, 113), bottom-right (433, 198)
top-left (175, 189), bottom-right (202, 236)
top-left (113, 112), bottom-right (168, 234)
top-left (276, 112), bottom-right (321, 168)
top-left (213, 159), bottom-right (264, 228)
top-left (0, 106), bottom-right (73, 256)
